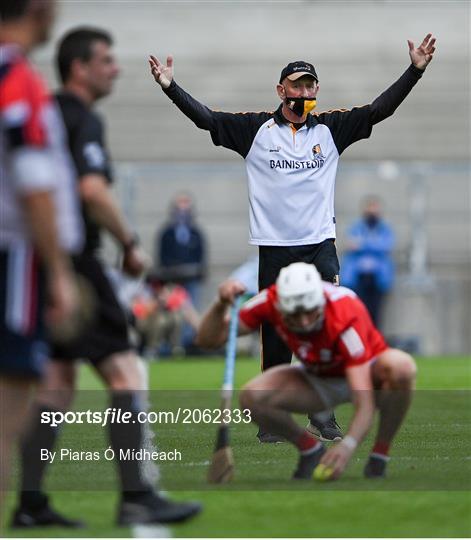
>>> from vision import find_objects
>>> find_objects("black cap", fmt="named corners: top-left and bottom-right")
top-left (279, 61), bottom-right (318, 84)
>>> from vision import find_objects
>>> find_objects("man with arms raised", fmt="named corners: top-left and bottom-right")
top-left (149, 34), bottom-right (435, 442)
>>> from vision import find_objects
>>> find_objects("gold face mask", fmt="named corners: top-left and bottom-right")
top-left (285, 96), bottom-right (317, 117)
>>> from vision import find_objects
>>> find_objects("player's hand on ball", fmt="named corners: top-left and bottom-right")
top-left (149, 54), bottom-right (174, 89)
top-left (317, 441), bottom-right (355, 480)
top-left (313, 464), bottom-right (335, 481)
top-left (218, 279), bottom-right (246, 306)
top-left (408, 33), bottom-right (436, 70)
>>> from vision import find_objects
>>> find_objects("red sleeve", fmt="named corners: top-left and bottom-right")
top-left (239, 289), bottom-right (272, 330)
top-left (1, 61), bottom-right (50, 149)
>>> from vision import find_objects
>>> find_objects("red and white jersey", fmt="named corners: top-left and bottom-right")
top-left (240, 282), bottom-right (387, 377)
top-left (0, 44), bottom-right (82, 252)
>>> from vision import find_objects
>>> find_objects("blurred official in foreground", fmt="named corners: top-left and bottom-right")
top-left (12, 27), bottom-right (201, 528)
top-left (0, 0), bottom-right (82, 516)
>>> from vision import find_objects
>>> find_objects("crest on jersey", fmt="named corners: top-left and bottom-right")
top-left (312, 144), bottom-right (324, 158)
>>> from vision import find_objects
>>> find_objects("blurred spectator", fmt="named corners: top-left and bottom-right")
top-left (340, 196), bottom-right (395, 328)
top-left (155, 193), bottom-right (207, 350)
top-left (133, 276), bottom-right (200, 359)
top-left (105, 266), bottom-right (149, 339)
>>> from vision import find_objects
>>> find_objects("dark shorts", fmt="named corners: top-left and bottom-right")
top-left (258, 239), bottom-right (340, 290)
top-left (258, 240), bottom-right (340, 371)
top-left (0, 246), bottom-right (49, 379)
top-left (52, 252), bottom-right (131, 364)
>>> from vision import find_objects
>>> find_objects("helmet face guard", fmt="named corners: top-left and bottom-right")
top-left (276, 262), bottom-right (325, 316)
top-left (277, 290), bottom-right (323, 314)
top-left (282, 306), bottom-right (324, 334)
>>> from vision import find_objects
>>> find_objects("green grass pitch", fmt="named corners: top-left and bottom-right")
top-left (2, 356), bottom-right (470, 537)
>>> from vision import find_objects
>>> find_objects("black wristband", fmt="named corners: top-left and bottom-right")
top-left (163, 79), bottom-right (177, 96)
top-left (408, 63), bottom-right (425, 78)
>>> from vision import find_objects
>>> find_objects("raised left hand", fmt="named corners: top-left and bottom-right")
top-left (408, 33), bottom-right (436, 70)
top-left (149, 54), bottom-right (174, 89)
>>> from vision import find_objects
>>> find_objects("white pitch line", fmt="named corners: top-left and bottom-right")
top-left (132, 524), bottom-right (172, 538)
top-left (180, 456), bottom-right (471, 467)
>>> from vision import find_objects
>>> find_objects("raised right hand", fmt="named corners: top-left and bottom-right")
top-left (407, 34), bottom-right (436, 70)
top-left (319, 441), bottom-right (355, 481)
top-left (149, 54), bottom-right (174, 89)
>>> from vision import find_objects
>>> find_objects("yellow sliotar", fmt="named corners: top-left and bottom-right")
top-left (313, 463), bottom-right (334, 481)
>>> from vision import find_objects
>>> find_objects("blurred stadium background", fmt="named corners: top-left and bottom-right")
top-left (34, 0), bottom-right (469, 355)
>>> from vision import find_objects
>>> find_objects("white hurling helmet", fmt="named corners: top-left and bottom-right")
top-left (276, 262), bottom-right (325, 314)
